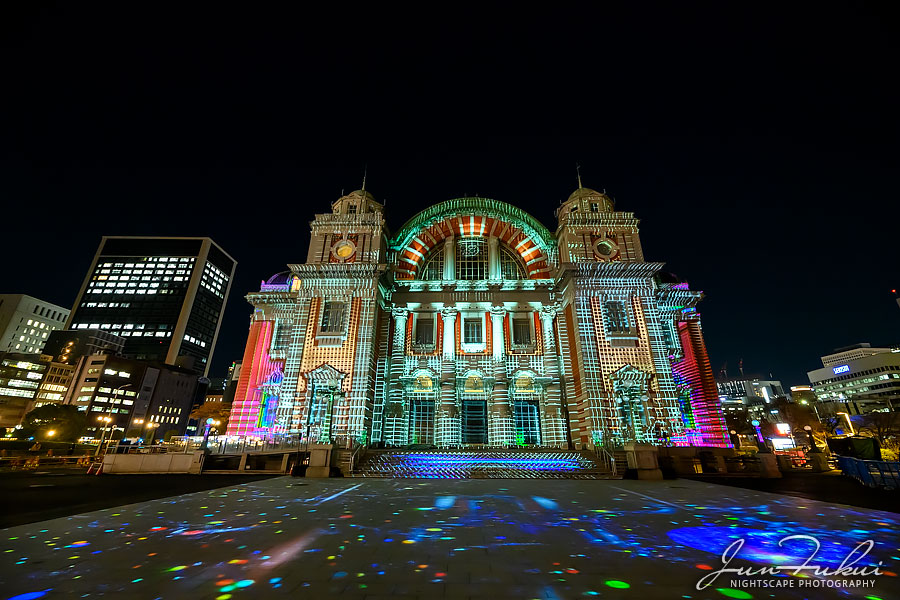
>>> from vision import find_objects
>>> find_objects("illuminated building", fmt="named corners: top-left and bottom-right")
top-left (807, 343), bottom-right (900, 415)
top-left (61, 353), bottom-right (202, 440)
top-left (0, 353), bottom-right (50, 427)
top-left (67, 237), bottom-right (236, 376)
top-left (227, 186), bottom-right (729, 448)
top-left (42, 328), bottom-right (125, 364)
top-left (715, 377), bottom-right (786, 421)
top-left (27, 329), bottom-right (127, 414)
top-left (0, 294), bottom-right (69, 354)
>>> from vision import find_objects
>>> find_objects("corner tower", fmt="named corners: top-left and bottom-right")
top-left (227, 189), bottom-right (389, 442)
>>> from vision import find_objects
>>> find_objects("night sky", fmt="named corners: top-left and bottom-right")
top-left (3, 3), bottom-right (898, 387)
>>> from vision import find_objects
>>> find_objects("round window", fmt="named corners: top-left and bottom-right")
top-left (333, 240), bottom-right (356, 259)
top-left (593, 239), bottom-right (619, 260)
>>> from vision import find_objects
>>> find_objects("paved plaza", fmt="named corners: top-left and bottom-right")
top-left (1, 477), bottom-right (897, 599)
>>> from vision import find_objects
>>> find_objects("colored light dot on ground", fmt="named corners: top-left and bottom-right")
top-left (235, 580), bottom-right (254, 588)
top-left (9, 593), bottom-right (50, 600)
top-left (605, 580), bottom-right (630, 589)
top-left (695, 564), bottom-right (713, 570)
top-left (864, 596), bottom-right (883, 600)
top-left (402, 540), bottom-right (416, 544)
top-left (167, 566), bottom-right (188, 571)
top-left (716, 589), bottom-right (753, 599)
top-left (216, 595), bottom-right (232, 600)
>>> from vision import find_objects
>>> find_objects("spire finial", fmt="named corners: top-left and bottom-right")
top-left (576, 162), bottom-right (583, 189)
top-left (361, 163), bottom-right (367, 192)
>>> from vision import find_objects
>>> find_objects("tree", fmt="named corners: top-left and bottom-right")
top-left (189, 402), bottom-right (230, 432)
top-left (22, 404), bottom-right (88, 442)
top-left (857, 411), bottom-right (900, 447)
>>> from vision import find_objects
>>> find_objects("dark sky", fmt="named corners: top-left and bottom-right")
top-left (3, 3), bottom-right (898, 387)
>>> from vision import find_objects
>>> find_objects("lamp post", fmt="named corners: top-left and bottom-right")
top-left (145, 421), bottom-right (159, 443)
top-left (94, 415), bottom-right (113, 457)
top-left (803, 424), bottom-right (822, 453)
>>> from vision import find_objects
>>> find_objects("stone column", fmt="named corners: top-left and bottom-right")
top-left (488, 236), bottom-right (500, 280)
top-left (539, 306), bottom-right (566, 448)
top-left (437, 308), bottom-right (460, 447)
top-left (441, 308), bottom-right (457, 360)
top-left (490, 306), bottom-right (505, 361)
top-left (384, 308), bottom-right (409, 446)
top-left (489, 306), bottom-right (512, 446)
top-left (443, 236), bottom-right (455, 280)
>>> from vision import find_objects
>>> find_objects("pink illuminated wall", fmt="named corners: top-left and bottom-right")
top-left (673, 320), bottom-right (731, 448)
top-left (226, 320), bottom-right (276, 436)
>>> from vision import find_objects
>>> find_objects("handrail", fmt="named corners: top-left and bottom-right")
top-left (593, 445), bottom-right (617, 476)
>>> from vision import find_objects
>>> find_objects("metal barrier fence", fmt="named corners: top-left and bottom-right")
top-left (167, 435), bottom-right (305, 455)
top-left (837, 455), bottom-right (900, 490)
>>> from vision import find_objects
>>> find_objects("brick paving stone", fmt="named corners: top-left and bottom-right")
top-left (0, 477), bottom-right (896, 599)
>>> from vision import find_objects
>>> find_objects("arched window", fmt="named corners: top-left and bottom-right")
top-left (419, 246), bottom-right (444, 280)
top-left (456, 237), bottom-right (488, 280)
top-left (499, 245), bottom-right (525, 280)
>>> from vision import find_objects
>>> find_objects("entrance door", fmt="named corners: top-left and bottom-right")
top-left (409, 398), bottom-right (435, 445)
top-left (462, 398), bottom-right (487, 444)
top-left (514, 398), bottom-right (541, 445)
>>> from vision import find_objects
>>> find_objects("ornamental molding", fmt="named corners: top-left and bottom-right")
top-left (389, 197), bottom-right (558, 259)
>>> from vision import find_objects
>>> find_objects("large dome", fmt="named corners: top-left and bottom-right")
top-left (265, 271), bottom-right (292, 285)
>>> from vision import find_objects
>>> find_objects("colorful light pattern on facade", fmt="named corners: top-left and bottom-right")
top-left (226, 187), bottom-right (730, 452)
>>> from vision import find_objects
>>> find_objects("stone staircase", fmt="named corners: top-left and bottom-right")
top-left (350, 448), bottom-right (620, 479)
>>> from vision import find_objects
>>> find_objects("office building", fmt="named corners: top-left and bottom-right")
top-left (226, 186), bottom-right (730, 449)
top-left (41, 329), bottom-right (125, 364)
top-left (67, 237), bottom-right (236, 376)
top-left (63, 353), bottom-right (201, 440)
top-left (0, 294), bottom-right (69, 354)
top-left (0, 353), bottom-right (50, 428)
top-left (808, 343), bottom-right (900, 415)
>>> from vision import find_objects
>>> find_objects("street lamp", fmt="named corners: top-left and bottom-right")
top-left (145, 422), bottom-right (159, 443)
top-left (803, 424), bottom-right (821, 453)
top-left (836, 412), bottom-right (855, 435)
top-left (201, 417), bottom-right (221, 451)
top-left (94, 415), bottom-right (113, 457)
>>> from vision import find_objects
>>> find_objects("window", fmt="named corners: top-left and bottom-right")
top-left (414, 374), bottom-right (433, 392)
top-left (320, 301), bottom-right (346, 334)
top-left (605, 300), bottom-right (631, 334)
top-left (463, 318), bottom-right (482, 344)
top-left (499, 245), bottom-right (525, 280)
top-left (456, 238), bottom-right (488, 280)
top-left (415, 318), bottom-right (434, 346)
top-left (591, 203), bottom-right (599, 212)
top-left (419, 246), bottom-right (444, 280)
top-left (512, 318), bottom-right (532, 345)
top-left (464, 374), bottom-right (484, 393)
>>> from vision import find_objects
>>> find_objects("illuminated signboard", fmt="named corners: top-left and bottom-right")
top-left (833, 365), bottom-right (850, 375)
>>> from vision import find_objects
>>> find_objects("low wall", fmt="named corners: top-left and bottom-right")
top-left (658, 446), bottom-right (737, 475)
top-left (102, 451), bottom-right (204, 474)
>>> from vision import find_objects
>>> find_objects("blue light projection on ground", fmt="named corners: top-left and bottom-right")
top-left (0, 478), bottom-right (897, 599)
